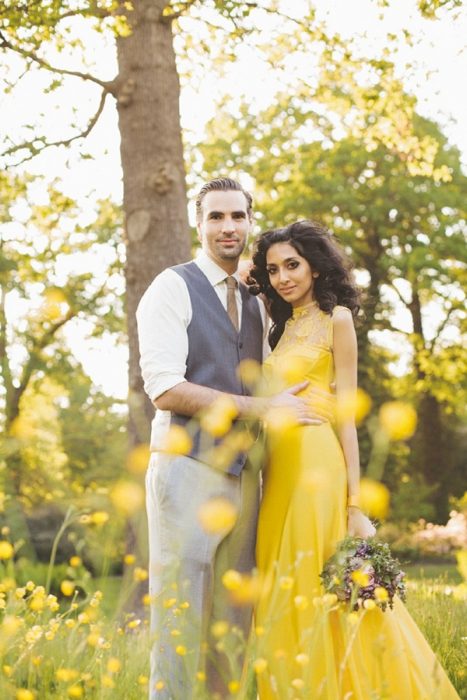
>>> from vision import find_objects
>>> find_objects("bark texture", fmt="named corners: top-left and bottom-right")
top-left (115, 0), bottom-right (191, 446)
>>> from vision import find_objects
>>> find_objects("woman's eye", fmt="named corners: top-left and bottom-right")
top-left (288, 261), bottom-right (299, 269)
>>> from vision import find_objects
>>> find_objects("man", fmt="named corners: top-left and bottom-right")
top-left (137, 178), bottom-right (320, 699)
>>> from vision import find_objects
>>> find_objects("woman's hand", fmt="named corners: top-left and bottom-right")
top-left (347, 506), bottom-right (376, 538)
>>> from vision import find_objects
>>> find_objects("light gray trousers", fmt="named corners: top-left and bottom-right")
top-left (146, 452), bottom-right (260, 699)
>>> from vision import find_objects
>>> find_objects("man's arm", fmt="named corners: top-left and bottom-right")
top-left (136, 268), bottom-right (191, 403)
top-left (156, 379), bottom-right (323, 425)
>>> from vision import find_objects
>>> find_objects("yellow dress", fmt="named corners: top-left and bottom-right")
top-left (253, 302), bottom-right (459, 700)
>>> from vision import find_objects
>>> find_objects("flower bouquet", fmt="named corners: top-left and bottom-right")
top-left (320, 536), bottom-right (406, 611)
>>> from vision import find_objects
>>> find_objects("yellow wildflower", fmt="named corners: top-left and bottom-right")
top-left (175, 645), bottom-right (187, 656)
top-left (211, 620), bottom-right (229, 638)
top-left (0, 541), bottom-right (14, 560)
top-left (47, 595), bottom-right (59, 611)
top-left (68, 687), bottom-right (83, 698)
top-left (127, 443), bottom-right (150, 474)
top-left (87, 632), bottom-right (101, 647)
top-left (198, 497), bottom-right (237, 534)
top-left (228, 680), bottom-right (240, 694)
top-left (133, 567), bottom-right (148, 582)
top-left (322, 593), bottom-right (338, 606)
top-left (295, 653), bottom-right (309, 666)
top-left (90, 511), bottom-right (109, 526)
top-left (379, 401), bottom-right (417, 440)
top-left (110, 481), bottom-right (144, 517)
top-left (336, 387), bottom-right (372, 425)
top-left (200, 396), bottom-right (238, 438)
top-left (221, 570), bottom-right (240, 592)
top-left (359, 478), bottom-right (390, 519)
top-left (374, 587), bottom-right (389, 602)
top-left (102, 675), bottom-right (115, 688)
top-left (293, 595), bottom-right (309, 610)
top-left (16, 690), bottom-right (35, 700)
top-left (363, 599), bottom-right (376, 611)
top-left (2, 615), bottom-right (22, 635)
top-left (253, 658), bottom-right (268, 674)
top-left (107, 657), bottom-right (121, 674)
top-left (56, 669), bottom-right (79, 682)
top-left (60, 580), bottom-right (76, 597)
top-left (351, 570), bottom-right (370, 587)
top-left (161, 425), bottom-right (192, 455)
top-left (69, 556), bottom-right (82, 567)
top-left (236, 358), bottom-right (261, 387)
top-left (124, 553), bottom-right (136, 565)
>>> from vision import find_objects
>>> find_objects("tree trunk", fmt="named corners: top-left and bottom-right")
top-left (408, 288), bottom-right (447, 517)
top-left (115, 0), bottom-right (191, 448)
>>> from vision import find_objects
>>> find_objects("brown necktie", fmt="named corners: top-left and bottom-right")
top-left (226, 276), bottom-right (239, 332)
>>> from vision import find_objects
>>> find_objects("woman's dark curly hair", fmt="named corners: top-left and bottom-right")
top-left (249, 220), bottom-right (361, 349)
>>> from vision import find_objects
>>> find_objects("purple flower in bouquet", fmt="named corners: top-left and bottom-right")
top-left (320, 536), bottom-right (406, 612)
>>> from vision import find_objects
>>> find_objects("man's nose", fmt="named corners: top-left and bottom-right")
top-left (221, 217), bottom-right (236, 233)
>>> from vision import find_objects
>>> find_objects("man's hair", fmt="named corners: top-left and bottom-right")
top-left (195, 178), bottom-right (253, 221)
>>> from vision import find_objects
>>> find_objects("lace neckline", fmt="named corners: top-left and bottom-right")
top-left (292, 300), bottom-right (319, 319)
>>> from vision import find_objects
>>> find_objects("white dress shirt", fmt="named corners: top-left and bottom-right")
top-left (136, 250), bottom-right (269, 450)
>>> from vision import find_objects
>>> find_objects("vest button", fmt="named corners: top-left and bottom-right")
top-left (238, 341), bottom-right (243, 349)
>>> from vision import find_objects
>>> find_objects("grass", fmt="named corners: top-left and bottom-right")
top-left (1, 563), bottom-right (465, 699)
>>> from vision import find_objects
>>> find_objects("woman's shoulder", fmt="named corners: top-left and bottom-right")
top-left (331, 305), bottom-right (353, 322)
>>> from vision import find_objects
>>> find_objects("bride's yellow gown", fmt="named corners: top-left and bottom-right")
top-left (253, 302), bottom-right (459, 699)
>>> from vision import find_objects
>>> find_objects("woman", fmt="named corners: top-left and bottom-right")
top-left (246, 220), bottom-right (459, 699)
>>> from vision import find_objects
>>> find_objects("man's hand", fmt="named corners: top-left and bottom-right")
top-left (269, 381), bottom-right (330, 426)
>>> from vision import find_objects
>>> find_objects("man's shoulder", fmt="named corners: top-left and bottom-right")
top-left (137, 266), bottom-right (191, 315)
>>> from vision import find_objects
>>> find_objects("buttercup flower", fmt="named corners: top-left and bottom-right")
top-left (60, 580), bottom-right (75, 597)
top-left (360, 478), bottom-right (390, 519)
top-left (161, 425), bottom-right (192, 455)
top-left (379, 401), bottom-right (417, 440)
top-left (0, 541), bottom-right (14, 560)
top-left (253, 658), bottom-right (268, 674)
top-left (198, 497), bottom-right (237, 534)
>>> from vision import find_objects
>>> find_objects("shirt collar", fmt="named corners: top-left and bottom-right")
top-left (194, 249), bottom-right (241, 287)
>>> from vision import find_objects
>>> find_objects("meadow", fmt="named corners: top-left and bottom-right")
top-left (1, 551), bottom-right (465, 700)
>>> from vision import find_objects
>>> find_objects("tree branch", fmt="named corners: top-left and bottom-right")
top-left (428, 305), bottom-right (460, 352)
top-left (9, 278), bottom-right (109, 427)
top-left (160, 0), bottom-right (199, 22)
top-left (3, 89), bottom-right (110, 166)
top-left (0, 30), bottom-right (113, 90)
top-left (389, 280), bottom-right (411, 307)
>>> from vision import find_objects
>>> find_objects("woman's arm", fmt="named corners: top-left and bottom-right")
top-left (333, 307), bottom-right (376, 538)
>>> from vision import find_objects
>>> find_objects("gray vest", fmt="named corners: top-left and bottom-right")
top-left (171, 262), bottom-right (263, 476)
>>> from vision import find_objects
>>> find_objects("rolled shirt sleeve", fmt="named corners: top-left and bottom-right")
top-left (136, 268), bottom-right (191, 402)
